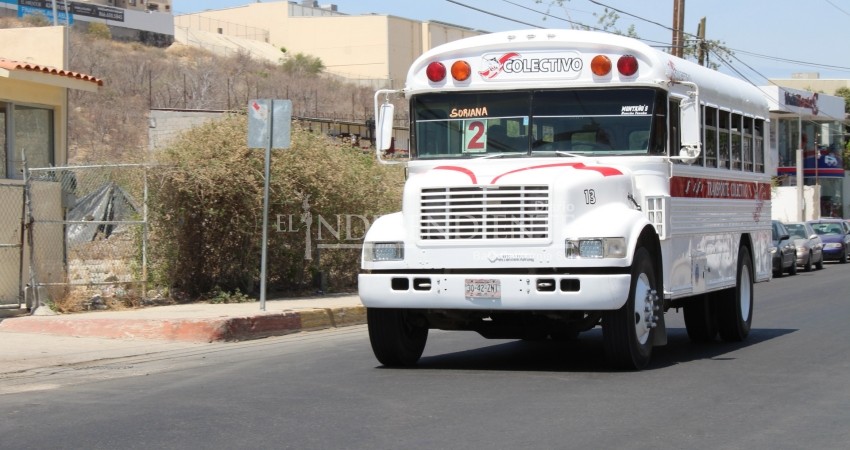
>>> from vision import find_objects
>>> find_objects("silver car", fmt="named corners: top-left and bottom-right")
top-left (784, 221), bottom-right (824, 271)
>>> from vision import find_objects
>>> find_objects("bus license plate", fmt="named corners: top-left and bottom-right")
top-left (465, 279), bottom-right (501, 300)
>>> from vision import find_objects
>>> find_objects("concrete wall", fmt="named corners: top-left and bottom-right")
top-left (422, 21), bottom-right (481, 51)
top-left (0, 25), bottom-right (66, 67)
top-left (772, 185), bottom-right (821, 222)
top-left (148, 109), bottom-right (226, 151)
top-left (175, 3), bottom-right (484, 88)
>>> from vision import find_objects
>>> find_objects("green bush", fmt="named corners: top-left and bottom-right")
top-left (87, 22), bottom-right (111, 40)
top-left (149, 114), bottom-right (403, 298)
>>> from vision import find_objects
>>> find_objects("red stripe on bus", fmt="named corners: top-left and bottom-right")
top-left (490, 162), bottom-right (622, 184)
top-left (433, 166), bottom-right (478, 184)
top-left (670, 176), bottom-right (771, 200)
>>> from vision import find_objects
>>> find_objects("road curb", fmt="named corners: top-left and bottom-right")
top-left (0, 306), bottom-right (367, 342)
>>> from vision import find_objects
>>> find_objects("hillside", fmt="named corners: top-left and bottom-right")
top-left (0, 18), bottom-right (377, 163)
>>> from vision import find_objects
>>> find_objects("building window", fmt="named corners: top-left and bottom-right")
top-left (1, 102), bottom-right (55, 179)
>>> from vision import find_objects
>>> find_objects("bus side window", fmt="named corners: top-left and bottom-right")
top-left (731, 113), bottom-right (742, 170)
top-left (754, 119), bottom-right (765, 173)
top-left (743, 116), bottom-right (754, 172)
top-left (668, 100), bottom-right (683, 163)
top-left (650, 94), bottom-right (666, 155)
top-left (704, 106), bottom-right (717, 168)
top-left (718, 110), bottom-right (730, 169)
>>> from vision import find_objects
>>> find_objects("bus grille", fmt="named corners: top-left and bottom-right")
top-left (419, 185), bottom-right (550, 240)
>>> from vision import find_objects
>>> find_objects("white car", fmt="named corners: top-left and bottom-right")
top-left (784, 222), bottom-right (824, 271)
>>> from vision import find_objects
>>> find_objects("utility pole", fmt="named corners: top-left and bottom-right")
top-left (671, 0), bottom-right (685, 58)
top-left (696, 17), bottom-right (707, 66)
top-left (51, 0), bottom-right (58, 26)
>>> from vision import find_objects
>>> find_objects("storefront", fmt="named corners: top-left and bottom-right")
top-left (763, 86), bottom-right (846, 218)
top-left (1, 26), bottom-right (101, 308)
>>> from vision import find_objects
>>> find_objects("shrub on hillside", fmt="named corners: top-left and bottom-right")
top-left (149, 114), bottom-right (403, 298)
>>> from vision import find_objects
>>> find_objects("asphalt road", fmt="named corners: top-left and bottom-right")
top-left (1, 263), bottom-right (849, 449)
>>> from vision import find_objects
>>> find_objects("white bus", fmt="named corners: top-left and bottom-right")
top-left (360, 29), bottom-right (772, 370)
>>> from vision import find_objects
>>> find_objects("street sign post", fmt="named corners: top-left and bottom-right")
top-left (248, 99), bottom-right (292, 311)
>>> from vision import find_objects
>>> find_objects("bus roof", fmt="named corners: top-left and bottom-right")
top-left (406, 29), bottom-right (768, 118)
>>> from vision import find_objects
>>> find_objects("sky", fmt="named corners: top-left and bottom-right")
top-left (172, 0), bottom-right (850, 82)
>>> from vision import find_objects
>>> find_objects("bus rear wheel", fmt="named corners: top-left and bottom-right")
top-left (717, 246), bottom-right (753, 342)
top-left (367, 308), bottom-right (428, 367)
top-left (602, 247), bottom-right (658, 370)
top-left (683, 293), bottom-right (718, 343)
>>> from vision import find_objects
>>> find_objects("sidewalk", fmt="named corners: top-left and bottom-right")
top-left (0, 295), bottom-right (366, 374)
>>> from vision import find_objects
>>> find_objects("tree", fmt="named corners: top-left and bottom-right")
top-left (22, 12), bottom-right (50, 27)
top-left (87, 22), bottom-right (111, 40)
top-left (834, 87), bottom-right (850, 114)
top-left (281, 52), bottom-right (325, 76)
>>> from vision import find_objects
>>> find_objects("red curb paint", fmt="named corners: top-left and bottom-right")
top-left (0, 313), bottom-right (305, 343)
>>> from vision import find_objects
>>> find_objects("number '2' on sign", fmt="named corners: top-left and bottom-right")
top-left (463, 120), bottom-right (487, 153)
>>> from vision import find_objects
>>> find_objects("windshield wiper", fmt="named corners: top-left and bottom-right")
top-left (554, 151), bottom-right (585, 158)
top-left (473, 152), bottom-right (528, 159)
top-left (473, 153), bottom-right (506, 159)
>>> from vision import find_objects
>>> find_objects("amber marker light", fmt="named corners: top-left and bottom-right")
top-left (590, 55), bottom-right (612, 76)
top-left (426, 61), bottom-right (447, 82)
top-left (451, 60), bottom-right (471, 81)
top-left (617, 55), bottom-right (639, 76)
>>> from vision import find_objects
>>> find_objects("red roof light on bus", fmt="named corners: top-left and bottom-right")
top-left (617, 55), bottom-right (639, 76)
top-left (426, 61), bottom-right (447, 82)
top-left (590, 55), bottom-right (612, 76)
top-left (451, 60), bottom-right (471, 81)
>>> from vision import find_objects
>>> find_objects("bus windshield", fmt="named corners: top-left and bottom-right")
top-left (412, 88), bottom-right (664, 159)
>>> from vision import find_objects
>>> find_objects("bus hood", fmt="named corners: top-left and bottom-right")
top-left (405, 158), bottom-right (628, 188)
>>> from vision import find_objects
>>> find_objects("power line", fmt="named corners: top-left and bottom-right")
top-left (824, 0), bottom-right (850, 17)
top-left (448, 0), bottom-right (850, 85)
top-left (498, 0), bottom-right (605, 32)
top-left (587, 0), bottom-right (682, 35)
top-left (443, 0), bottom-right (543, 29)
top-left (730, 48), bottom-right (850, 74)
top-left (499, 0), bottom-right (675, 47)
top-left (583, 0), bottom-right (850, 76)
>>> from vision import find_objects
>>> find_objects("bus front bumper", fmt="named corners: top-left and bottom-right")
top-left (358, 273), bottom-right (631, 311)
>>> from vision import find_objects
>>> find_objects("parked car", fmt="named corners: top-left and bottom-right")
top-left (771, 220), bottom-right (797, 276)
top-left (784, 221), bottom-right (824, 271)
top-left (808, 218), bottom-right (850, 263)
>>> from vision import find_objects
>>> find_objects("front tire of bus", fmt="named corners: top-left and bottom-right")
top-left (717, 246), bottom-right (753, 342)
top-left (602, 247), bottom-right (657, 370)
top-left (367, 308), bottom-right (428, 367)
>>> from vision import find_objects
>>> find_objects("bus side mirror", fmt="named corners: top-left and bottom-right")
top-left (376, 102), bottom-right (394, 152)
top-left (678, 95), bottom-right (701, 164)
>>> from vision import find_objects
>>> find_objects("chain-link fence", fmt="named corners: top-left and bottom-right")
top-left (25, 164), bottom-right (149, 312)
top-left (0, 181), bottom-right (25, 308)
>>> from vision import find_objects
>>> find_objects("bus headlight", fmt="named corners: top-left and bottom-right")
top-left (364, 242), bottom-right (405, 262)
top-left (565, 238), bottom-right (627, 259)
